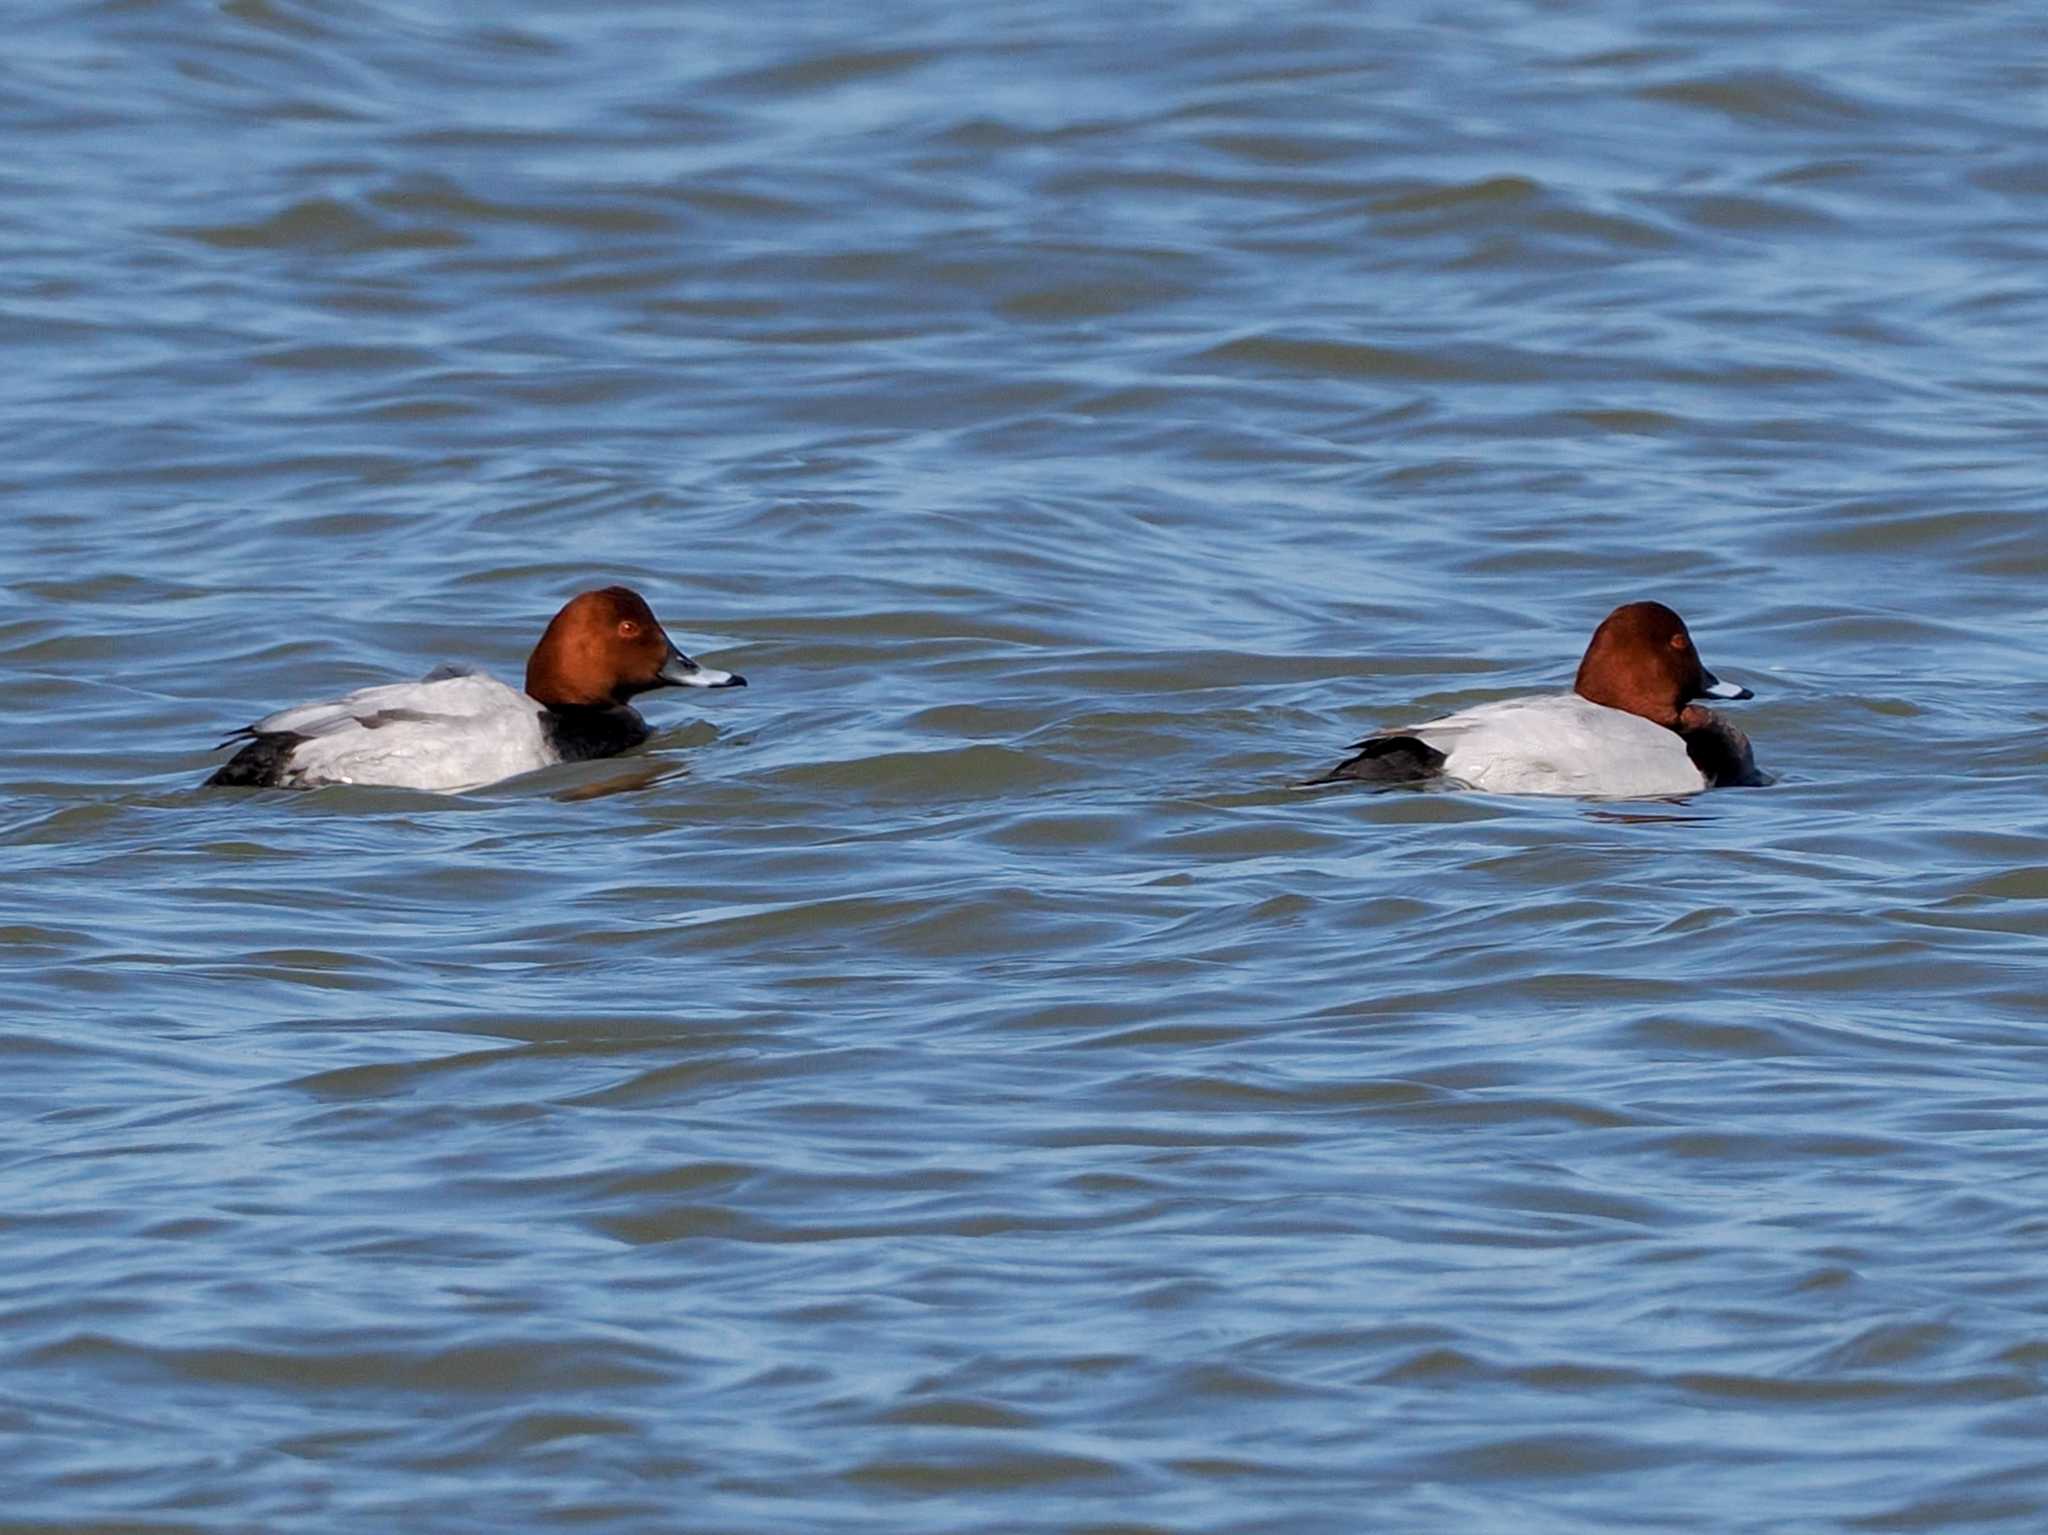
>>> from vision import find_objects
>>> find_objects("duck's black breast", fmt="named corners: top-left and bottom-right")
top-left (1680, 709), bottom-right (1764, 788)
top-left (540, 705), bottom-right (651, 764)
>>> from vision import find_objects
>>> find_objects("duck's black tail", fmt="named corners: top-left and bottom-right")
top-left (205, 732), bottom-right (306, 788)
top-left (1298, 734), bottom-right (1446, 789)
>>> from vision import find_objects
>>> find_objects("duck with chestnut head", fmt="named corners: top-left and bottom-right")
top-left (1306, 601), bottom-right (1761, 797)
top-left (207, 586), bottom-right (746, 791)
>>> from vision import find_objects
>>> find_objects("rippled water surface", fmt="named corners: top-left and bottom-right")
top-left (6, 1), bottom-right (2048, 1529)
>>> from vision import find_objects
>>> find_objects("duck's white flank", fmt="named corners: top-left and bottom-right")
top-left (245, 670), bottom-right (551, 791)
top-left (1407, 693), bottom-right (1706, 798)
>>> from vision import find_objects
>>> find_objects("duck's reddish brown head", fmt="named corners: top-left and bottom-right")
top-left (1572, 600), bottom-right (1749, 729)
top-left (524, 586), bottom-right (745, 709)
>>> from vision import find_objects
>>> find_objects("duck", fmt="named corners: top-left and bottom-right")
top-left (206, 586), bottom-right (745, 791)
top-left (1306, 601), bottom-right (1761, 797)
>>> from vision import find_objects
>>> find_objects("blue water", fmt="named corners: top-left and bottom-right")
top-left (4, 2), bottom-right (2047, 1530)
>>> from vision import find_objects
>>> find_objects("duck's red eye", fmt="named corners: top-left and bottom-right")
top-left (1670, 633), bottom-right (1689, 651)
top-left (618, 620), bottom-right (641, 638)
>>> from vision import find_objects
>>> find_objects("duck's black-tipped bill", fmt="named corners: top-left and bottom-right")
top-left (658, 645), bottom-right (746, 690)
